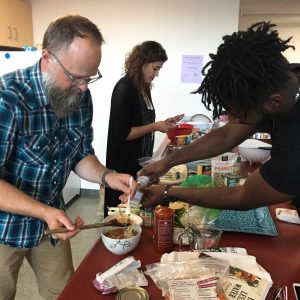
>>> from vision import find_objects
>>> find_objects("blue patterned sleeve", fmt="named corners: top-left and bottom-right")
top-left (76, 91), bottom-right (95, 162)
top-left (0, 93), bottom-right (17, 177)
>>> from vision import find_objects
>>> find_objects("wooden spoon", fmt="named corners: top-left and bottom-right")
top-left (44, 215), bottom-right (120, 235)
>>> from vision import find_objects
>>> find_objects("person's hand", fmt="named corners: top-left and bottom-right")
top-left (119, 176), bottom-right (154, 204)
top-left (165, 113), bottom-right (185, 124)
top-left (138, 158), bottom-right (170, 179)
top-left (140, 184), bottom-right (165, 207)
top-left (106, 173), bottom-right (137, 200)
top-left (155, 120), bottom-right (177, 133)
top-left (43, 207), bottom-right (83, 240)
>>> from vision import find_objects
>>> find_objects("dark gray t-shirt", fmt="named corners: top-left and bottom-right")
top-left (260, 94), bottom-right (300, 211)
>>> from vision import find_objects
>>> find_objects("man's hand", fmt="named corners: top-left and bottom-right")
top-left (138, 158), bottom-right (170, 180)
top-left (43, 207), bottom-right (83, 240)
top-left (105, 173), bottom-right (137, 200)
top-left (140, 184), bottom-right (165, 207)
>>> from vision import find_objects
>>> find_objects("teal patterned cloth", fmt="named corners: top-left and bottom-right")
top-left (215, 206), bottom-right (278, 236)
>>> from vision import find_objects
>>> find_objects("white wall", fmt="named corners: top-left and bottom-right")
top-left (29, 0), bottom-right (239, 189)
top-left (239, 17), bottom-right (300, 63)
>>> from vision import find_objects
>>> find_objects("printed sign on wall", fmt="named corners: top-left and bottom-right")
top-left (181, 55), bottom-right (203, 84)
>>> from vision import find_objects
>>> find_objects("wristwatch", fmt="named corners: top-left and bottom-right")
top-left (161, 185), bottom-right (171, 206)
top-left (162, 185), bottom-right (179, 206)
top-left (101, 169), bottom-right (116, 187)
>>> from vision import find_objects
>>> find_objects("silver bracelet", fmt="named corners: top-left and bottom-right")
top-left (101, 169), bottom-right (116, 187)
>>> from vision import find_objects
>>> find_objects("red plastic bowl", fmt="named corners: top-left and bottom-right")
top-left (167, 123), bottom-right (193, 144)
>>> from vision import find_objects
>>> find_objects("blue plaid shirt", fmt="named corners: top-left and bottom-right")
top-left (0, 60), bottom-right (95, 248)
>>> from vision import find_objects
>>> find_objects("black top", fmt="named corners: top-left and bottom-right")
top-left (105, 75), bottom-right (155, 212)
top-left (260, 89), bottom-right (300, 213)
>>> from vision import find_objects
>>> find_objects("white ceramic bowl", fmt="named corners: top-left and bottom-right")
top-left (238, 139), bottom-right (271, 164)
top-left (100, 225), bottom-right (142, 255)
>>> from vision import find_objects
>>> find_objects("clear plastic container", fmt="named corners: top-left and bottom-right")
top-left (130, 176), bottom-right (150, 208)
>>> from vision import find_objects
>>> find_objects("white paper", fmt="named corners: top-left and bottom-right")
top-left (181, 55), bottom-right (203, 83)
top-left (169, 277), bottom-right (218, 299)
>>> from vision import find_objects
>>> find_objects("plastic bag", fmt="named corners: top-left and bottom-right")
top-left (175, 175), bottom-right (222, 227)
top-left (179, 174), bottom-right (217, 189)
top-left (144, 257), bottom-right (229, 298)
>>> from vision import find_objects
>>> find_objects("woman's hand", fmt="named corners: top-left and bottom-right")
top-left (165, 113), bottom-right (185, 124)
top-left (155, 120), bottom-right (177, 133)
top-left (155, 113), bottom-right (185, 133)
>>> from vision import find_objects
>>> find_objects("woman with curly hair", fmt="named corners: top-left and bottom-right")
top-left (105, 41), bottom-right (183, 213)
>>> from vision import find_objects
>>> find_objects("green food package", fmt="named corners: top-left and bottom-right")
top-left (176, 175), bottom-right (221, 227)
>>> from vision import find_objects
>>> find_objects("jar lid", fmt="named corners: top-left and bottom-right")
top-left (116, 287), bottom-right (149, 300)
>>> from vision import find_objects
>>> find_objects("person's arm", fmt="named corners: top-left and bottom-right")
top-left (74, 154), bottom-right (137, 197)
top-left (0, 179), bottom-right (79, 239)
top-left (141, 168), bottom-right (294, 210)
top-left (140, 122), bottom-right (257, 178)
top-left (127, 120), bottom-right (177, 140)
top-left (127, 113), bottom-right (185, 140)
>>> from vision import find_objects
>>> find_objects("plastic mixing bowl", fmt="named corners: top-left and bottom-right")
top-left (167, 123), bottom-right (193, 144)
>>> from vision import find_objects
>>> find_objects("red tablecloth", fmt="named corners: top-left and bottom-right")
top-left (58, 202), bottom-right (300, 300)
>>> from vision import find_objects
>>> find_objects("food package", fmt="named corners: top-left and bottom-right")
top-left (174, 134), bottom-right (192, 145)
top-left (159, 164), bottom-right (187, 185)
top-left (173, 175), bottom-right (222, 228)
top-left (275, 208), bottom-right (300, 224)
top-left (211, 152), bottom-right (238, 186)
top-left (93, 256), bottom-right (148, 295)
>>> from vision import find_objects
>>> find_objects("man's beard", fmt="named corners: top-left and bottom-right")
top-left (43, 71), bottom-right (83, 119)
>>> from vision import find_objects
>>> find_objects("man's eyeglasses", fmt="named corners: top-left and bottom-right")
top-left (48, 51), bottom-right (102, 85)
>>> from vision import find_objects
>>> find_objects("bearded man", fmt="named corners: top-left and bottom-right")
top-left (0, 15), bottom-right (136, 300)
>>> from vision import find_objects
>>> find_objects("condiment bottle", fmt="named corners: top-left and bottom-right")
top-left (154, 205), bottom-right (174, 254)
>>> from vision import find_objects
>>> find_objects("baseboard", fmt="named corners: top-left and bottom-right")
top-left (80, 188), bottom-right (99, 197)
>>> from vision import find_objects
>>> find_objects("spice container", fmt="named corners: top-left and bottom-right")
top-left (232, 156), bottom-right (242, 176)
top-left (154, 205), bottom-right (174, 254)
top-left (197, 160), bottom-right (211, 175)
top-left (224, 173), bottom-right (241, 187)
top-left (140, 207), bottom-right (154, 227)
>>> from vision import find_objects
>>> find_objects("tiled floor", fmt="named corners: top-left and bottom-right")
top-left (15, 192), bottom-right (101, 300)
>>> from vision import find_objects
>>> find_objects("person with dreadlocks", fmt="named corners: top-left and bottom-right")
top-left (137, 21), bottom-right (300, 214)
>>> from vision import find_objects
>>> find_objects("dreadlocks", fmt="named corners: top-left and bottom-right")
top-left (193, 22), bottom-right (295, 119)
